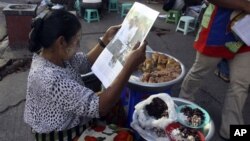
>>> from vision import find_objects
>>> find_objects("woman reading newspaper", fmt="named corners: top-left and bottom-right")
top-left (24, 9), bottom-right (146, 141)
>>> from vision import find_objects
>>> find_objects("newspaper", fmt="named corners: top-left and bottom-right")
top-left (91, 2), bottom-right (159, 88)
top-left (231, 14), bottom-right (250, 46)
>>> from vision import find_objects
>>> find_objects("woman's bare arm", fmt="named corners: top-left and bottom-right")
top-left (87, 25), bottom-right (121, 64)
top-left (97, 42), bottom-right (146, 116)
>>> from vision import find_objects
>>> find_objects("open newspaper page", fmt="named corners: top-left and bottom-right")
top-left (91, 2), bottom-right (159, 88)
top-left (231, 14), bottom-right (250, 46)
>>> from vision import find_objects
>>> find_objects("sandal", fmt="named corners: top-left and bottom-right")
top-left (214, 69), bottom-right (230, 83)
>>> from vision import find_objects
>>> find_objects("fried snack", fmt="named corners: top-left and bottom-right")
top-left (156, 64), bottom-right (166, 70)
top-left (145, 59), bottom-right (154, 70)
top-left (157, 54), bottom-right (168, 64)
top-left (167, 58), bottom-right (176, 64)
top-left (138, 52), bottom-right (182, 83)
top-left (152, 52), bottom-right (160, 63)
top-left (140, 58), bottom-right (154, 72)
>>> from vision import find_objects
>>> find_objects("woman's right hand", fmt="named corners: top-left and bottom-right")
top-left (98, 41), bottom-right (146, 116)
top-left (124, 41), bottom-right (147, 72)
top-left (102, 25), bottom-right (121, 45)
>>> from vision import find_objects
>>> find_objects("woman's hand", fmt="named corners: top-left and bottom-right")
top-left (102, 25), bottom-right (121, 45)
top-left (98, 41), bottom-right (146, 116)
top-left (87, 25), bottom-right (121, 64)
top-left (124, 41), bottom-right (147, 72)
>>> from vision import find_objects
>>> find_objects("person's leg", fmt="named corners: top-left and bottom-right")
top-left (214, 59), bottom-right (230, 82)
top-left (220, 52), bottom-right (250, 139)
top-left (179, 52), bottom-right (221, 101)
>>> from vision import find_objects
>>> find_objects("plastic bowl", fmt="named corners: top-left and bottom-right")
top-left (128, 51), bottom-right (185, 92)
top-left (165, 122), bottom-right (205, 141)
top-left (176, 104), bottom-right (210, 129)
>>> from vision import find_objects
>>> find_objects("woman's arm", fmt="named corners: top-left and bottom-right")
top-left (208, 0), bottom-right (250, 13)
top-left (97, 42), bottom-right (146, 116)
top-left (87, 25), bottom-right (121, 64)
top-left (86, 24), bottom-right (146, 116)
top-left (86, 41), bottom-right (105, 65)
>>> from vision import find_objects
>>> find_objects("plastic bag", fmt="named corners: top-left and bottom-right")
top-left (131, 93), bottom-right (176, 141)
top-left (173, 0), bottom-right (185, 10)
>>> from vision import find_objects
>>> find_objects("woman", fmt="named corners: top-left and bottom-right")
top-left (24, 9), bottom-right (146, 140)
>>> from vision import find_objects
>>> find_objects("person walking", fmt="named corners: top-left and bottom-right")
top-left (179, 0), bottom-right (250, 140)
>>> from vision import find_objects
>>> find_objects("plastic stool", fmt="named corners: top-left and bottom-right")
top-left (84, 9), bottom-right (100, 23)
top-left (74, 0), bottom-right (82, 17)
top-left (121, 3), bottom-right (133, 17)
top-left (165, 10), bottom-right (181, 24)
top-left (176, 16), bottom-right (195, 35)
top-left (108, 0), bottom-right (118, 12)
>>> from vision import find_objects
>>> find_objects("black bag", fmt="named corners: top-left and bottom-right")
top-left (184, 0), bottom-right (202, 6)
top-left (162, 0), bottom-right (176, 11)
top-left (51, 0), bottom-right (68, 5)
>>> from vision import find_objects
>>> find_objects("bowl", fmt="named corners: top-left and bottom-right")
top-left (128, 51), bottom-right (185, 92)
top-left (176, 104), bottom-right (210, 129)
top-left (131, 98), bottom-right (215, 141)
top-left (165, 122), bottom-right (205, 141)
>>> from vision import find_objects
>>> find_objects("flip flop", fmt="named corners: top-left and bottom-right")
top-left (214, 69), bottom-right (230, 83)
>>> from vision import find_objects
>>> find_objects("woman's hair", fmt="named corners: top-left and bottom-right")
top-left (28, 9), bottom-right (81, 53)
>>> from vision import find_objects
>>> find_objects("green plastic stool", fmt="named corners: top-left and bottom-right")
top-left (84, 9), bottom-right (100, 23)
top-left (165, 10), bottom-right (181, 24)
top-left (176, 16), bottom-right (195, 35)
top-left (121, 3), bottom-right (133, 17)
top-left (108, 0), bottom-right (118, 12)
top-left (74, 0), bottom-right (82, 17)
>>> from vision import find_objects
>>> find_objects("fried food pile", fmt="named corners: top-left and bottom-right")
top-left (138, 52), bottom-right (181, 83)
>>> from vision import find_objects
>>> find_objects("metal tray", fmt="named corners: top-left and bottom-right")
top-left (128, 51), bottom-right (185, 92)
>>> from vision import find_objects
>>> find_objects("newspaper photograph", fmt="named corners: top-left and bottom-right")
top-left (92, 2), bottom-right (159, 88)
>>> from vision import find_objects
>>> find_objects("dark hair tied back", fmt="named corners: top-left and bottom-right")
top-left (28, 17), bottom-right (43, 53)
top-left (28, 10), bottom-right (81, 53)
top-left (31, 17), bottom-right (43, 29)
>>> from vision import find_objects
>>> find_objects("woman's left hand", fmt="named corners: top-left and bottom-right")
top-left (102, 25), bottom-right (121, 45)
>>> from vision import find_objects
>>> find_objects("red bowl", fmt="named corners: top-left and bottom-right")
top-left (165, 122), bottom-right (205, 141)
